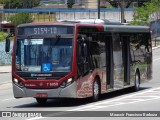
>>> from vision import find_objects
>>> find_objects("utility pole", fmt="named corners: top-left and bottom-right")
top-left (98, 0), bottom-right (100, 19)
top-left (137, 0), bottom-right (140, 7)
top-left (119, 0), bottom-right (125, 23)
top-left (9, 0), bottom-right (11, 9)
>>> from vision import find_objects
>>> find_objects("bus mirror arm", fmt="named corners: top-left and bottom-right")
top-left (5, 33), bottom-right (14, 53)
top-left (77, 39), bottom-right (82, 43)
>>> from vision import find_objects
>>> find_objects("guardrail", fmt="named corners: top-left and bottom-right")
top-left (0, 8), bottom-right (135, 13)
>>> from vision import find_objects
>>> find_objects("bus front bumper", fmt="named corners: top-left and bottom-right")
top-left (12, 81), bottom-right (77, 98)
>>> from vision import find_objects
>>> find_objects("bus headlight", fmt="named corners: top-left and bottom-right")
top-left (13, 78), bottom-right (24, 88)
top-left (60, 78), bottom-right (74, 88)
top-left (13, 78), bottom-right (18, 84)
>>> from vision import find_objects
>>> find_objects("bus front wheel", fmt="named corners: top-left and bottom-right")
top-left (36, 98), bottom-right (47, 104)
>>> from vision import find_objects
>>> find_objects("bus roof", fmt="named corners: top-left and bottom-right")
top-left (58, 19), bottom-right (122, 25)
top-left (104, 25), bottom-right (149, 33)
top-left (17, 22), bottom-right (74, 28)
top-left (17, 20), bottom-right (149, 33)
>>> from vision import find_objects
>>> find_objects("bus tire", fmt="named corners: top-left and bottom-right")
top-left (92, 79), bottom-right (100, 102)
top-left (36, 98), bottom-right (47, 104)
top-left (134, 72), bottom-right (140, 91)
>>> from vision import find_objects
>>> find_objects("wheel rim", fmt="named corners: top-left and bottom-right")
top-left (94, 81), bottom-right (99, 98)
top-left (135, 74), bottom-right (140, 89)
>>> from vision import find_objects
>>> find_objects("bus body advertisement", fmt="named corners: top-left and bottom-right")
top-left (5, 19), bottom-right (152, 103)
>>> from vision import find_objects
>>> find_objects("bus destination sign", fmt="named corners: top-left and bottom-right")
top-left (18, 26), bottom-right (73, 35)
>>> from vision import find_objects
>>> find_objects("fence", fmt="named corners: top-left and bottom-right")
top-left (3, 12), bottom-right (56, 23)
top-left (0, 8), bottom-right (135, 22)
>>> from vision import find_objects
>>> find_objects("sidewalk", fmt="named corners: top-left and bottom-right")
top-left (0, 65), bottom-right (11, 73)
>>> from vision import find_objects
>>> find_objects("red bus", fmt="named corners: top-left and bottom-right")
top-left (5, 19), bottom-right (152, 104)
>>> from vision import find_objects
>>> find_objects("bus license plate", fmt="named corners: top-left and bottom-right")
top-left (36, 93), bottom-right (48, 98)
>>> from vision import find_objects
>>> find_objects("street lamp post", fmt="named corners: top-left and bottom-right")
top-left (98, 0), bottom-right (100, 19)
top-left (120, 0), bottom-right (125, 23)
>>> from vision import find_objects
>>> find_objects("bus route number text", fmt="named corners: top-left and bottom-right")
top-left (34, 27), bottom-right (57, 35)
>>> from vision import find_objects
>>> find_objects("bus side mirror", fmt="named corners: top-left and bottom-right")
top-left (5, 37), bottom-right (10, 53)
top-left (77, 39), bottom-right (82, 43)
top-left (5, 33), bottom-right (13, 53)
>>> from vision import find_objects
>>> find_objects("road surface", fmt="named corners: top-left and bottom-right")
top-left (0, 48), bottom-right (160, 120)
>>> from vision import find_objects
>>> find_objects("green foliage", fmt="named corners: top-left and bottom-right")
top-left (131, 0), bottom-right (160, 25)
top-left (107, 5), bottom-right (114, 8)
top-left (0, 0), bottom-right (40, 9)
top-left (9, 13), bottom-right (32, 26)
top-left (23, 0), bottom-right (40, 8)
top-left (0, 32), bottom-right (7, 41)
top-left (0, 0), bottom-right (7, 4)
top-left (67, 0), bottom-right (75, 8)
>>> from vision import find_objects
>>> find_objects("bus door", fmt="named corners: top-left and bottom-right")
top-left (112, 33), bottom-right (124, 89)
top-left (121, 35), bottom-right (130, 85)
top-left (76, 37), bottom-right (94, 97)
top-left (105, 35), bottom-right (114, 89)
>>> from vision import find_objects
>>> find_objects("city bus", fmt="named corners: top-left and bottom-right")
top-left (5, 19), bottom-right (152, 104)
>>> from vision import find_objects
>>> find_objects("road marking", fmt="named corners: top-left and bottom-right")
top-left (68, 87), bottom-right (160, 111)
top-left (25, 87), bottom-right (160, 120)
top-left (71, 97), bottom-right (160, 111)
top-left (26, 117), bottom-right (47, 120)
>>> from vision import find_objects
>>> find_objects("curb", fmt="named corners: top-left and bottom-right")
top-left (152, 46), bottom-right (160, 50)
top-left (0, 81), bottom-right (11, 85)
top-left (152, 47), bottom-right (159, 50)
top-left (0, 72), bottom-right (11, 74)
top-left (0, 65), bottom-right (11, 73)
top-left (152, 47), bottom-right (158, 50)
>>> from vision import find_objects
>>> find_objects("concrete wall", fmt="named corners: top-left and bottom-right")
top-left (86, 0), bottom-right (98, 9)
top-left (0, 42), bottom-right (12, 65)
top-left (56, 11), bottom-right (135, 22)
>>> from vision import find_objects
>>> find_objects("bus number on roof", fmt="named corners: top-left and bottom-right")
top-left (33, 27), bottom-right (57, 35)
top-left (18, 26), bottom-right (74, 35)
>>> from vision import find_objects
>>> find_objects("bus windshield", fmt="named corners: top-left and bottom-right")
top-left (15, 37), bottom-right (73, 72)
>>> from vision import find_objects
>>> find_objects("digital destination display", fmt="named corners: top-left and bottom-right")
top-left (18, 26), bottom-right (74, 35)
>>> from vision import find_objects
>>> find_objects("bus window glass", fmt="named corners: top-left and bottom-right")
top-left (16, 38), bottom-right (73, 72)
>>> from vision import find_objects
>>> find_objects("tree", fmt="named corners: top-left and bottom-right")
top-left (23, 0), bottom-right (40, 8)
top-left (131, 0), bottom-right (160, 25)
top-left (0, 0), bottom-right (7, 4)
top-left (0, 0), bottom-right (40, 9)
top-left (106, 0), bottom-right (151, 8)
top-left (67, 0), bottom-right (75, 8)
top-left (9, 13), bottom-right (32, 26)
top-left (0, 32), bottom-right (7, 41)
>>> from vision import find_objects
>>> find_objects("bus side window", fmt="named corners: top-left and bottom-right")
top-left (77, 37), bottom-right (89, 77)
top-left (77, 40), bottom-right (83, 64)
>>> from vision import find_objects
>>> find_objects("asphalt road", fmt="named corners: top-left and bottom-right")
top-left (1, 48), bottom-right (160, 120)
